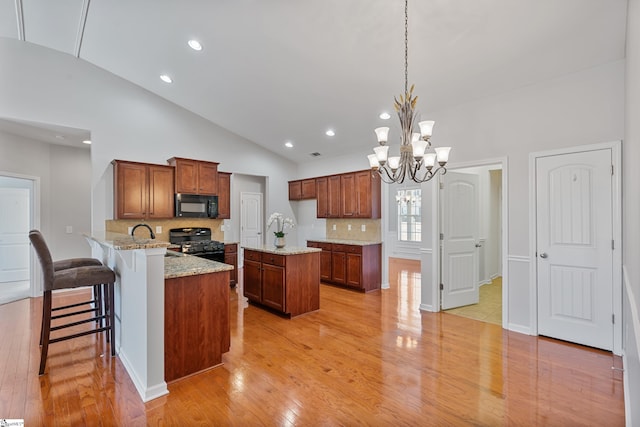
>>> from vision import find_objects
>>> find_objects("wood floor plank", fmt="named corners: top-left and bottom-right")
top-left (0, 259), bottom-right (626, 425)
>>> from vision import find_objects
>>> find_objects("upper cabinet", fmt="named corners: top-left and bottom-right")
top-left (316, 170), bottom-right (380, 219)
top-left (113, 160), bottom-right (175, 220)
top-left (168, 157), bottom-right (219, 195)
top-left (288, 178), bottom-right (316, 201)
top-left (217, 172), bottom-right (231, 219)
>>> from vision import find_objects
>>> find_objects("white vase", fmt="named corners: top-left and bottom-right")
top-left (274, 236), bottom-right (286, 248)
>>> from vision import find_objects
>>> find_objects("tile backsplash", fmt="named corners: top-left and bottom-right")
top-left (106, 219), bottom-right (224, 242)
top-left (326, 219), bottom-right (381, 241)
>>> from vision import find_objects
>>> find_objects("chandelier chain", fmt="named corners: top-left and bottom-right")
top-left (404, 0), bottom-right (408, 96)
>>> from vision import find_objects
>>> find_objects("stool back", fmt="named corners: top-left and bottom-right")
top-left (29, 230), bottom-right (55, 291)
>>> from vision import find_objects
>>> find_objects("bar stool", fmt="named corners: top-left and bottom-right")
top-left (29, 230), bottom-right (116, 375)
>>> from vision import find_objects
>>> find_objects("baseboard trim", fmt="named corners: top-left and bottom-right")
top-left (507, 323), bottom-right (531, 335)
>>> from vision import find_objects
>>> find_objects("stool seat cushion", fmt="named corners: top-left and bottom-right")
top-left (53, 258), bottom-right (103, 271)
top-left (52, 266), bottom-right (116, 291)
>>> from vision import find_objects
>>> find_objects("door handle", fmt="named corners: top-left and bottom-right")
top-left (540, 252), bottom-right (548, 259)
top-left (475, 243), bottom-right (482, 248)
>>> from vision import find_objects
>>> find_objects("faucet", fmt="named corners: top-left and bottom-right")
top-left (131, 223), bottom-right (156, 239)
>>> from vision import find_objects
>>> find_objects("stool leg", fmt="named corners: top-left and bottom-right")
top-left (39, 290), bottom-right (52, 375)
top-left (94, 284), bottom-right (103, 326)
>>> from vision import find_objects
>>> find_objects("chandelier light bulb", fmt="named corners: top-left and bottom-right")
top-left (411, 139), bottom-right (428, 159)
top-left (374, 127), bottom-right (390, 144)
top-left (424, 153), bottom-right (437, 169)
top-left (418, 120), bottom-right (435, 139)
top-left (434, 147), bottom-right (451, 164)
top-left (387, 156), bottom-right (401, 171)
top-left (368, 154), bottom-right (380, 169)
top-left (374, 145), bottom-right (389, 164)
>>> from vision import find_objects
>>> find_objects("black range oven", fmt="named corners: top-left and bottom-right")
top-left (168, 227), bottom-right (224, 263)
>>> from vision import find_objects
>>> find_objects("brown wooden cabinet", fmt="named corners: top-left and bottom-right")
top-left (164, 270), bottom-right (230, 382)
top-left (340, 173), bottom-right (356, 217)
top-left (288, 178), bottom-right (317, 200)
top-left (218, 172), bottom-right (231, 219)
top-left (307, 241), bottom-right (381, 292)
top-left (169, 157), bottom-right (219, 195)
top-left (224, 243), bottom-right (238, 287)
top-left (354, 170), bottom-right (381, 218)
top-left (113, 160), bottom-right (174, 220)
top-left (316, 171), bottom-right (380, 218)
top-left (243, 248), bottom-right (320, 317)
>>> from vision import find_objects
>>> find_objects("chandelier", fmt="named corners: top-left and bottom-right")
top-left (367, 0), bottom-right (451, 184)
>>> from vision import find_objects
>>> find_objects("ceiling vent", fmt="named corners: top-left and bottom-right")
top-left (310, 152), bottom-right (322, 157)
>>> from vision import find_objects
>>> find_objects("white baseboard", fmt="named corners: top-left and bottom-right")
top-left (507, 323), bottom-right (531, 335)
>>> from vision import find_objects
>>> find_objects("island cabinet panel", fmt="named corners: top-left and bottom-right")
top-left (224, 243), bottom-right (238, 286)
top-left (218, 172), bottom-right (231, 219)
top-left (113, 160), bottom-right (174, 220)
top-left (307, 241), bottom-right (381, 292)
top-left (242, 248), bottom-right (320, 317)
top-left (169, 157), bottom-right (219, 195)
top-left (164, 271), bottom-right (230, 382)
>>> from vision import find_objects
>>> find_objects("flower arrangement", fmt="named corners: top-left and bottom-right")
top-left (267, 212), bottom-right (295, 237)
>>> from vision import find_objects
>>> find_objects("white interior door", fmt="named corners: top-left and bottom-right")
top-left (536, 149), bottom-right (613, 350)
top-left (240, 192), bottom-right (263, 255)
top-left (0, 186), bottom-right (31, 304)
top-left (441, 171), bottom-right (480, 309)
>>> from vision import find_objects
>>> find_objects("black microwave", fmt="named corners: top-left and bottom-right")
top-left (175, 194), bottom-right (218, 218)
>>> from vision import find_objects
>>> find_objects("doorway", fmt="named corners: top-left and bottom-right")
top-left (0, 174), bottom-right (37, 305)
top-left (440, 163), bottom-right (504, 326)
top-left (240, 192), bottom-right (263, 267)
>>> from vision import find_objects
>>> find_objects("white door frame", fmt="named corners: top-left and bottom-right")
top-left (0, 171), bottom-right (41, 298)
top-left (528, 140), bottom-right (622, 355)
top-left (430, 157), bottom-right (509, 327)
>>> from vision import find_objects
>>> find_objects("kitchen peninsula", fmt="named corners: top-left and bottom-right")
top-left (243, 245), bottom-right (321, 317)
top-left (85, 232), bottom-right (233, 401)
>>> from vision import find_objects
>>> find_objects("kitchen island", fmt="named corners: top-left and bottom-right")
top-left (242, 245), bottom-right (321, 317)
top-left (85, 232), bottom-right (233, 401)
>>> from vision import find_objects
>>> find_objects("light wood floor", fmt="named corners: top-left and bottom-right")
top-left (0, 259), bottom-right (625, 426)
top-left (446, 277), bottom-right (503, 325)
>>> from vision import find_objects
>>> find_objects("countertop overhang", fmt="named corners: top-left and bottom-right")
top-left (306, 239), bottom-right (382, 246)
top-left (242, 245), bottom-right (321, 255)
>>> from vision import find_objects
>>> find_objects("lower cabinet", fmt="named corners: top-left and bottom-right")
top-left (224, 243), bottom-right (238, 287)
top-left (243, 248), bottom-right (320, 317)
top-left (307, 241), bottom-right (381, 292)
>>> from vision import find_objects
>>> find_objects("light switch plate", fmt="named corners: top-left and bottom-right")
top-left (156, 226), bottom-right (162, 234)
top-left (128, 227), bottom-right (133, 234)
top-left (348, 224), bottom-right (352, 231)
top-left (332, 224), bottom-right (337, 231)
top-left (65, 226), bottom-right (73, 234)
top-left (361, 224), bottom-right (366, 232)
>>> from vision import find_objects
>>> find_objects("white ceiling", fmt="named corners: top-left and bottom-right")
top-left (0, 0), bottom-right (628, 162)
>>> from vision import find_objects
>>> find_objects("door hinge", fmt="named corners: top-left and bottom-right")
top-left (439, 182), bottom-right (444, 190)
top-left (612, 239), bottom-right (615, 250)
top-left (440, 283), bottom-right (444, 290)
top-left (440, 233), bottom-right (444, 241)
top-left (611, 165), bottom-right (614, 176)
top-left (612, 314), bottom-right (615, 324)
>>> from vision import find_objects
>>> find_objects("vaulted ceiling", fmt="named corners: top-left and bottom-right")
top-left (0, 0), bottom-right (628, 161)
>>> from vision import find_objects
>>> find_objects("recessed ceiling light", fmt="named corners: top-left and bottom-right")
top-left (325, 129), bottom-right (335, 137)
top-left (284, 141), bottom-right (294, 148)
top-left (160, 74), bottom-right (173, 83)
top-left (379, 112), bottom-right (391, 120)
top-left (82, 139), bottom-right (91, 145)
top-left (188, 40), bottom-right (202, 51)
top-left (55, 135), bottom-right (65, 140)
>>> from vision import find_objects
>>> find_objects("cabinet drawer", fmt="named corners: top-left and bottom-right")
top-left (244, 249), bottom-right (261, 262)
top-left (345, 245), bottom-right (362, 254)
top-left (308, 241), bottom-right (332, 251)
top-left (224, 243), bottom-right (237, 254)
top-left (262, 253), bottom-right (286, 267)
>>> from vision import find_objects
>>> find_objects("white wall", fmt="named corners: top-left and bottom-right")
top-left (0, 39), bottom-right (298, 240)
top-left (298, 59), bottom-right (625, 333)
top-left (0, 131), bottom-right (92, 259)
top-left (624, 0), bottom-right (640, 423)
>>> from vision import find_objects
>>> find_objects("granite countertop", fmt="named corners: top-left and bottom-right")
top-left (242, 245), bottom-right (322, 255)
top-left (164, 251), bottom-right (234, 279)
top-left (84, 231), bottom-right (171, 250)
top-left (306, 238), bottom-right (382, 246)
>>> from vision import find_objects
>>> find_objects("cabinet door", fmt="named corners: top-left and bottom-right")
top-left (341, 173), bottom-right (356, 217)
top-left (148, 165), bottom-right (175, 219)
top-left (224, 250), bottom-right (237, 286)
top-left (331, 251), bottom-right (346, 284)
top-left (301, 179), bottom-right (316, 199)
top-left (346, 252), bottom-right (362, 288)
top-left (218, 172), bottom-right (231, 219)
top-left (262, 263), bottom-right (285, 311)
top-left (316, 177), bottom-right (328, 218)
top-left (198, 162), bottom-right (218, 195)
top-left (243, 259), bottom-right (262, 302)
top-left (320, 249), bottom-right (332, 282)
top-left (173, 158), bottom-right (199, 194)
top-left (355, 170), bottom-right (380, 218)
top-left (327, 175), bottom-right (341, 218)
top-left (114, 161), bottom-right (148, 219)
top-left (288, 181), bottom-right (302, 200)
